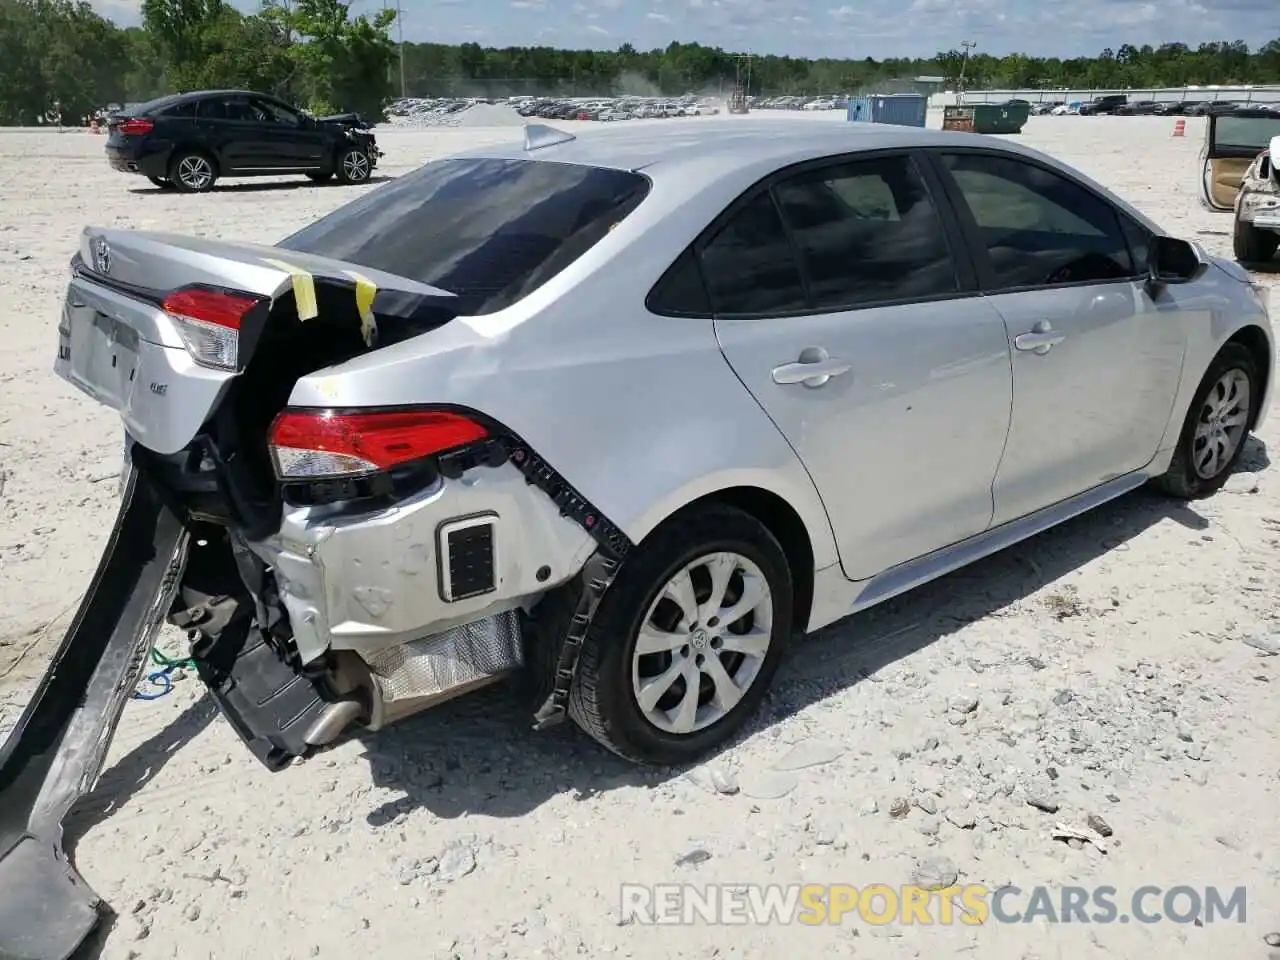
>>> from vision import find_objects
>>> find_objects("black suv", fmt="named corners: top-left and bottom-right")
top-left (1079, 94), bottom-right (1128, 116)
top-left (106, 90), bottom-right (383, 193)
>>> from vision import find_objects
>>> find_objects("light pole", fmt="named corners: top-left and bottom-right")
top-left (958, 39), bottom-right (975, 105)
top-left (396, 0), bottom-right (407, 99)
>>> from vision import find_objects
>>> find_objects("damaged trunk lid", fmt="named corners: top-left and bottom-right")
top-left (57, 227), bottom-right (460, 456)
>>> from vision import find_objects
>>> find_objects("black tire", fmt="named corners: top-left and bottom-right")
top-left (1151, 342), bottom-right (1259, 499)
top-left (148, 176), bottom-right (173, 189)
top-left (1233, 217), bottom-right (1279, 264)
top-left (569, 503), bottom-right (793, 764)
top-left (306, 171), bottom-right (333, 183)
top-left (168, 150), bottom-right (217, 193)
top-left (334, 146), bottom-right (372, 184)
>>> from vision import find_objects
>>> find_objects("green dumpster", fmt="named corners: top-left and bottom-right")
top-left (970, 101), bottom-right (1030, 134)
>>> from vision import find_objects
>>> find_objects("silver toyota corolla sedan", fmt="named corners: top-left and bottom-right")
top-left (51, 118), bottom-right (1275, 771)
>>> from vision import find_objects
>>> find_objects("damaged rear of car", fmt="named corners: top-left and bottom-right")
top-left (64, 155), bottom-right (655, 766)
top-left (1233, 134), bottom-right (1280, 264)
top-left (0, 155), bottom-right (656, 959)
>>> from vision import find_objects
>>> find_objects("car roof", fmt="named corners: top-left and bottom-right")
top-left (456, 117), bottom-right (1051, 178)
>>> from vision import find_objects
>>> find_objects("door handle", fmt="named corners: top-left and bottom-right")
top-left (1014, 321), bottom-right (1067, 355)
top-left (771, 350), bottom-right (851, 387)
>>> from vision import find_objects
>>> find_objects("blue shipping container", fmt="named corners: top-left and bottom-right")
top-left (847, 93), bottom-right (927, 127)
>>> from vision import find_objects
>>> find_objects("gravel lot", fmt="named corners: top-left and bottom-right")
top-left (0, 112), bottom-right (1278, 960)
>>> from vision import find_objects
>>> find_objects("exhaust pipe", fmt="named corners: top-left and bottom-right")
top-left (0, 466), bottom-right (188, 960)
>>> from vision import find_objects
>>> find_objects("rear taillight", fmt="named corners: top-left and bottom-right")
top-left (162, 286), bottom-right (261, 371)
top-left (117, 118), bottom-right (154, 136)
top-left (267, 409), bottom-right (489, 480)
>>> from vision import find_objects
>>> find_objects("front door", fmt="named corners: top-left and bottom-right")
top-left (706, 152), bottom-right (1014, 580)
top-left (929, 149), bottom-right (1186, 526)
top-left (245, 97), bottom-right (329, 171)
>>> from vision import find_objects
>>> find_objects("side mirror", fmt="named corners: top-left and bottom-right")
top-left (1147, 234), bottom-right (1207, 287)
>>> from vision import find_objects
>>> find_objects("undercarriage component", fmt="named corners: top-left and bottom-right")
top-left (191, 614), bottom-right (333, 771)
top-left (364, 610), bottom-right (524, 728)
top-left (0, 468), bottom-right (188, 960)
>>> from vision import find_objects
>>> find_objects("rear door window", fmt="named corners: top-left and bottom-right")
top-left (697, 192), bottom-right (808, 316)
top-left (277, 157), bottom-right (650, 315)
top-left (772, 155), bottom-right (959, 309)
top-left (198, 97), bottom-right (250, 122)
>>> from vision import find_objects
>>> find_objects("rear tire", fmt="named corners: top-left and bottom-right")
top-left (1233, 217), bottom-right (1279, 263)
top-left (306, 171), bottom-right (333, 183)
top-left (334, 146), bottom-right (372, 184)
top-left (168, 150), bottom-right (217, 193)
top-left (148, 176), bottom-right (173, 189)
top-left (569, 504), bottom-right (793, 765)
top-left (1151, 342), bottom-right (1259, 499)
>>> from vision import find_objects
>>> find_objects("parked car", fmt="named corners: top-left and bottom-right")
top-left (1198, 106), bottom-right (1280, 218)
top-left (105, 89), bottom-right (382, 193)
top-left (12, 120), bottom-right (1274, 955)
top-left (1079, 94), bottom-right (1128, 115)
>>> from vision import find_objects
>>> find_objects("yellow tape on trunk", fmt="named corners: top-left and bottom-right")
top-left (262, 258), bottom-right (318, 321)
top-left (343, 269), bottom-right (378, 346)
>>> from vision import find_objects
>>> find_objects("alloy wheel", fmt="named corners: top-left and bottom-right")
top-left (343, 151), bottom-right (370, 182)
top-left (1192, 368), bottom-right (1251, 479)
top-left (177, 155), bottom-right (213, 191)
top-left (631, 551), bottom-right (773, 735)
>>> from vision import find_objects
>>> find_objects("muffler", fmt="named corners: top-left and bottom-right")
top-left (0, 466), bottom-right (188, 960)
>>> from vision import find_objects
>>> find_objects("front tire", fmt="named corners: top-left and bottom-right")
top-left (1233, 217), bottom-right (1279, 264)
top-left (1152, 342), bottom-right (1259, 499)
top-left (168, 150), bottom-right (217, 193)
top-left (148, 176), bottom-right (173, 189)
top-left (334, 146), bottom-right (372, 184)
top-left (570, 504), bottom-right (793, 764)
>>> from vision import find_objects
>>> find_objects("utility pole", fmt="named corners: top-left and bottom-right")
top-left (396, 0), bottom-right (407, 99)
top-left (958, 39), bottom-right (975, 105)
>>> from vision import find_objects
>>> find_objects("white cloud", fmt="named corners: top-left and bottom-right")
top-left (646, 10), bottom-right (673, 20)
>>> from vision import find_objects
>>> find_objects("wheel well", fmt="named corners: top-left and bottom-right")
top-left (691, 486), bottom-right (815, 634)
top-left (1226, 325), bottom-right (1271, 427)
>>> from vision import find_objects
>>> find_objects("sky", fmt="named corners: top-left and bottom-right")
top-left (94, 0), bottom-right (1279, 61)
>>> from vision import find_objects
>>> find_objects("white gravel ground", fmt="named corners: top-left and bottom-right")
top-left (1, 112), bottom-right (1278, 960)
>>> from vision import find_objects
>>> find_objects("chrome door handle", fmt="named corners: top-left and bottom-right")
top-left (1014, 321), bottom-right (1066, 355)
top-left (771, 356), bottom-right (851, 387)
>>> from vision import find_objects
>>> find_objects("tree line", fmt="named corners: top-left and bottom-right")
top-left (0, 0), bottom-right (1277, 126)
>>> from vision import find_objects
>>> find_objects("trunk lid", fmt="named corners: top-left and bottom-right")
top-left (57, 227), bottom-right (460, 457)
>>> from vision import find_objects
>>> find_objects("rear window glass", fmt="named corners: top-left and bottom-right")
top-left (277, 158), bottom-right (651, 315)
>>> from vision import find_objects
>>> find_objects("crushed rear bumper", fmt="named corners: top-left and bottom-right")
top-left (0, 468), bottom-right (187, 960)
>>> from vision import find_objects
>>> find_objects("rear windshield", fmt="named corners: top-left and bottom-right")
top-left (277, 157), bottom-right (651, 315)
top-left (1216, 116), bottom-right (1280, 153)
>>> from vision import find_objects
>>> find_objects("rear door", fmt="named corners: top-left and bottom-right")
top-left (195, 95), bottom-right (262, 173)
top-left (926, 148), bottom-right (1186, 526)
top-left (704, 151), bottom-right (1014, 580)
top-left (1201, 109), bottom-right (1280, 211)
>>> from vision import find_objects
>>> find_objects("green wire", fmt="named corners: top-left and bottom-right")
top-left (149, 645), bottom-right (197, 671)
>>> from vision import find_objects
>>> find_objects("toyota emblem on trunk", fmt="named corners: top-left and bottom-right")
top-left (93, 237), bottom-right (111, 274)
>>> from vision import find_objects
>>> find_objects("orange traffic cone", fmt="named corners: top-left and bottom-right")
top-left (1172, 118), bottom-right (1185, 138)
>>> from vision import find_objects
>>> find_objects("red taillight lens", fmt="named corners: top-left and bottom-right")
top-left (117, 118), bottom-right (154, 136)
top-left (267, 409), bottom-right (489, 480)
top-left (162, 287), bottom-right (261, 371)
